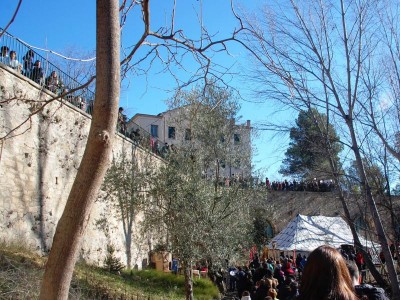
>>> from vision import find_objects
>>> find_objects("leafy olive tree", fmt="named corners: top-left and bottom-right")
top-left (143, 84), bottom-right (260, 300)
top-left (100, 147), bottom-right (155, 269)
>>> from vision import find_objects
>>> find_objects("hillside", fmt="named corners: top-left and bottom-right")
top-left (0, 244), bottom-right (219, 299)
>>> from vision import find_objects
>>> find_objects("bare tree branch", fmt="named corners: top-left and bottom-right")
top-left (0, 0), bottom-right (22, 39)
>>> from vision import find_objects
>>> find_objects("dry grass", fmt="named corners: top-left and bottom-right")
top-left (0, 244), bottom-right (219, 300)
top-left (0, 244), bottom-right (45, 299)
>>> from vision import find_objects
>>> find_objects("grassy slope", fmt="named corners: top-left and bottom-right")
top-left (0, 245), bottom-right (219, 299)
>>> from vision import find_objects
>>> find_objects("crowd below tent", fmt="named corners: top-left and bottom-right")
top-left (185, 209), bottom-right (400, 300)
top-left (214, 244), bottom-right (391, 300)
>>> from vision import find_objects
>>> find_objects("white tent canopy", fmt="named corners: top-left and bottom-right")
top-left (268, 214), bottom-right (376, 252)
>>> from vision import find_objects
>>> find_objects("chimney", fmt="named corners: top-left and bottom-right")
top-left (246, 120), bottom-right (251, 128)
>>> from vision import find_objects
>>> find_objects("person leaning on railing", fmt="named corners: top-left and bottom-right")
top-left (78, 97), bottom-right (87, 111)
top-left (30, 60), bottom-right (44, 85)
top-left (0, 46), bottom-right (10, 64)
top-left (45, 70), bottom-right (64, 94)
top-left (8, 50), bottom-right (22, 73)
top-left (117, 107), bottom-right (127, 134)
top-left (129, 128), bottom-right (141, 144)
top-left (86, 100), bottom-right (94, 115)
top-left (22, 49), bottom-right (34, 77)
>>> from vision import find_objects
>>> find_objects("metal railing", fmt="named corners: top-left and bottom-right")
top-left (1, 28), bottom-right (167, 159)
top-left (0, 28), bottom-right (95, 114)
top-left (120, 121), bottom-right (170, 160)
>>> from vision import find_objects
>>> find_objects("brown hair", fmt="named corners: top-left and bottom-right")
top-left (298, 245), bottom-right (358, 300)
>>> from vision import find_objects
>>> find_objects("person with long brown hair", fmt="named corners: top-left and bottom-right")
top-left (298, 245), bottom-right (359, 300)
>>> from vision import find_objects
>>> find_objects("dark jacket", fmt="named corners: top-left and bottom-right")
top-left (253, 285), bottom-right (270, 300)
top-left (31, 66), bottom-right (44, 83)
top-left (355, 284), bottom-right (389, 300)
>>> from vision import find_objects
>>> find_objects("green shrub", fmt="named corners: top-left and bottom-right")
top-left (103, 244), bottom-right (125, 273)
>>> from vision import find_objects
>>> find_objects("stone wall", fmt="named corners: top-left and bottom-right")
top-left (0, 65), bottom-right (164, 268)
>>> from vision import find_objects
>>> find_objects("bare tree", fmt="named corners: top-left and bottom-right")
top-left (33, 0), bottom-right (248, 298)
top-left (239, 0), bottom-right (400, 297)
top-left (52, 46), bottom-right (96, 90)
top-left (361, 0), bottom-right (400, 163)
top-left (308, 105), bottom-right (388, 287)
top-left (0, 0), bottom-right (22, 38)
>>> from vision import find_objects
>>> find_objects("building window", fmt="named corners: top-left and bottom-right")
top-left (234, 133), bottom-right (240, 144)
top-left (168, 126), bottom-right (176, 139)
top-left (185, 128), bottom-right (192, 140)
top-left (151, 125), bottom-right (158, 138)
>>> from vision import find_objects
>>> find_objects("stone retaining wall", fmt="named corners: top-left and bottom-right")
top-left (0, 64), bottom-right (164, 268)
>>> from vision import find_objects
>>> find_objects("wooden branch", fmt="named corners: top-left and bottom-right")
top-left (0, 0), bottom-right (22, 39)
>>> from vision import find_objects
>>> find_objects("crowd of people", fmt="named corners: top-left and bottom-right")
top-left (2, 43), bottom-right (175, 160)
top-left (2, 47), bottom-right (56, 88)
top-left (223, 245), bottom-right (389, 300)
top-left (265, 177), bottom-right (335, 192)
top-left (1, 45), bottom-right (93, 114)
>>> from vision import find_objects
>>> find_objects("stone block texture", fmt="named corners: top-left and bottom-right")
top-left (0, 65), bottom-right (163, 268)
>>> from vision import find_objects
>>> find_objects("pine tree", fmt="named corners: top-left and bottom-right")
top-left (104, 244), bottom-right (125, 273)
top-left (280, 108), bottom-right (342, 180)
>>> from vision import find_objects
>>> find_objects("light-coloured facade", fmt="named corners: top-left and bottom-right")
top-left (127, 106), bottom-right (252, 178)
top-left (0, 64), bottom-right (164, 268)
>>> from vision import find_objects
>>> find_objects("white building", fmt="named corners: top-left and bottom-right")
top-left (127, 105), bottom-right (252, 179)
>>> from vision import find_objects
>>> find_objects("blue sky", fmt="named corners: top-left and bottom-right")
top-left (1, 0), bottom-right (290, 180)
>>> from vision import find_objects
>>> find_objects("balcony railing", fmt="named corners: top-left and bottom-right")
top-left (0, 28), bottom-right (167, 160)
top-left (0, 28), bottom-right (95, 114)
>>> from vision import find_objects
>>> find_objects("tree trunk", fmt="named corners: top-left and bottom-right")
top-left (347, 121), bottom-right (400, 299)
top-left (39, 1), bottom-right (120, 299)
top-left (333, 177), bottom-right (387, 286)
top-left (183, 262), bottom-right (194, 300)
top-left (318, 92), bottom-right (388, 287)
top-left (126, 224), bottom-right (132, 269)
